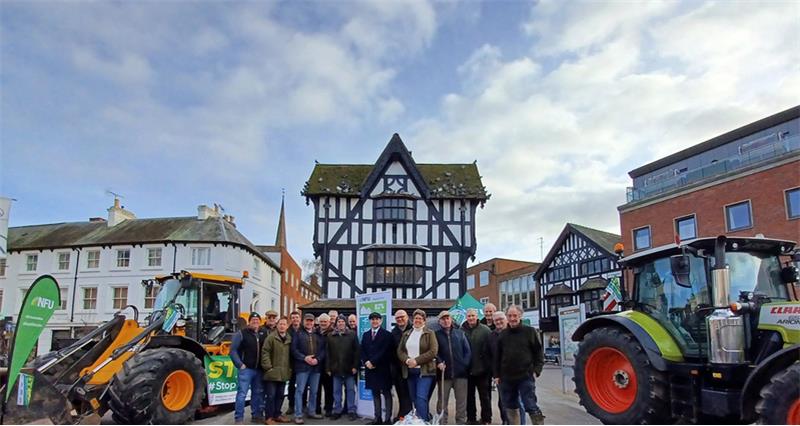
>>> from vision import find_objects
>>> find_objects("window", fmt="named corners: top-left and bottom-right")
top-left (83, 287), bottom-right (97, 310)
top-left (26, 254), bottom-right (38, 272)
top-left (548, 294), bottom-right (573, 317)
top-left (365, 249), bottom-right (425, 286)
top-left (58, 288), bottom-right (68, 310)
top-left (116, 249), bottom-right (130, 268)
top-left (58, 252), bottom-right (71, 270)
top-left (675, 215), bottom-right (697, 240)
top-left (112, 287), bottom-right (128, 310)
top-left (725, 201), bottom-right (752, 231)
top-left (147, 248), bottom-right (162, 267)
top-left (479, 270), bottom-right (489, 287)
top-left (252, 292), bottom-right (261, 313)
top-left (272, 271), bottom-right (278, 289)
top-left (580, 259), bottom-right (606, 276)
top-left (466, 274), bottom-right (475, 290)
top-left (0, 258), bottom-right (6, 276)
top-left (786, 188), bottom-right (800, 219)
top-left (253, 258), bottom-right (260, 275)
top-left (191, 247), bottom-right (211, 266)
top-left (0, 289), bottom-right (4, 311)
top-left (374, 197), bottom-right (413, 221)
top-left (480, 297), bottom-right (489, 304)
top-left (144, 285), bottom-right (160, 309)
top-left (86, 250), bottom-right (100, 269)
top-left (580, 289), bottom-right (605, 314)
top-left (633, 226), bottom-right (651, 251)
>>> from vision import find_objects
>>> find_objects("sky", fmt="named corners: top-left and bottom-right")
top-left (1, 1), bottom-right (798, 271)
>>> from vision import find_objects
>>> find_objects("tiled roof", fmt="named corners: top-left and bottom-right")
top-left (569, 224), bottom-right (621, 255)
top-left (302, 163), bottom-right (488, 199)
top-left (8, 216), bottom-right (281, 271)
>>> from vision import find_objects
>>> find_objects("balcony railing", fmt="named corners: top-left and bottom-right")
top-left (626, 133), bottom-right (800, 203)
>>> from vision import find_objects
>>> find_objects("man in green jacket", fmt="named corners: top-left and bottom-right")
top-left (494, 305), bottom-right (545, 425)
top-left (462, 308), bottom-right (493, 424)
top-left (261, 317), bottom-right (293, 424)
top-left (326, 315), bottom-right (360, 421)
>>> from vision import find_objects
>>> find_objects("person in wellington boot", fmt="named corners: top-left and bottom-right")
top-left (390, 309), bottom-right (412, 422)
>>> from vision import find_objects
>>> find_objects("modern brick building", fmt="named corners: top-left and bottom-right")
top-left (620, 106), bottom-right (800, 254)
top-left (466, 258), bottom-right (537, 307)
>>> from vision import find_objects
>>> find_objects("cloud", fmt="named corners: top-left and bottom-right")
top-left (412, 1), bottom-right (799, 263)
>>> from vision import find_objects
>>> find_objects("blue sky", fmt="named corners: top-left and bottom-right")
top-left (2, 1), bottom-right (798, 271)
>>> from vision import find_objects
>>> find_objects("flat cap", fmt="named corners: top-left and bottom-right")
top-left (303, 313), bottom-right (315, 321)
top-left (368, 312), bottom-right (382, 320)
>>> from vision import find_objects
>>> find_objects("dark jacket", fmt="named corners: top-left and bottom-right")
top-left (261, 332), bottom-right (292, 381)
top-left (360, 327), bottom-right (393, 391)
top-left (434, 327), bottom-right (471, 379)
top-left (390, 323), bottom-right (411, 378)
top-left (230, 327), bottom-right (266, 370)
top-left (462, 321), bottom-right (492, 376)
top-left (493, 324), bottom-right (544, 381)
top-left (326, 328), bottom-right (360, 376)
top-left (291, 327), bottom-right (327, 373)
top-left (397, 326), bottom-right (439, 378)
top-left (479, 317), bottom-right (496, 331)
top-left (488, 328), bottom-right (502, 378)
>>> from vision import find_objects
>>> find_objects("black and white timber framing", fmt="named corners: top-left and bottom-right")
top-left (302, 134), bottom-right (489, 300)
top-left (535, 223), bottom-right (623, 335)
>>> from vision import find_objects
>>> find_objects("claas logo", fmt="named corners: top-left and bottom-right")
top-left (770, 306), bottom-right (800, 315)
top-left (30, 296), bottom-right (55, 310)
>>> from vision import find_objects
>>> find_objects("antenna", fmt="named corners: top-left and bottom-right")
top-left (538, 237), bottom-right (544, 261)
top-left (105, 189), bottom-right (125, 200)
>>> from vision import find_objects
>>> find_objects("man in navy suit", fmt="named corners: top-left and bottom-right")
top-left (360, 312), bottom-right (393, 425)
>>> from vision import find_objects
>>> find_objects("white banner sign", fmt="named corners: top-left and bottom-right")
top-left (0, 197), bottom-right (11, 258)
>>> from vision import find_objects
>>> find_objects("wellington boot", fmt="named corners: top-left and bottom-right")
top-left (505, 409), bottom-right (521, 425)
top-left (530, 411), bottom-right (545, 425)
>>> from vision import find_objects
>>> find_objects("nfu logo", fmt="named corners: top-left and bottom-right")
top-left (30, 296), bottom-right (55, 310)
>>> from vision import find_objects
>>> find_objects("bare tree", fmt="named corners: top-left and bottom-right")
top-left (301, 258), bottom-right (322, 282)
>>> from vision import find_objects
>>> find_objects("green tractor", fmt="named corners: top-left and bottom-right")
top-left (572, 236), bottom-right (800, 424)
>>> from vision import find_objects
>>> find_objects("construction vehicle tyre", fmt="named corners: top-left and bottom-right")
top-left (108, 348), bottom-right (206, 424)
top-left (574, 327), bottom-right (669, 424)
top-left (756, 362), bottom-right (800, 425)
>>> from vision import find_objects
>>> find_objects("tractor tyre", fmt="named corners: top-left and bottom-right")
top-left (756, 362), bottom-right (800, 425)
top-left (107, 348), bottom-right (206, 424)
top-left (574, 327), bottom-right (669, 424)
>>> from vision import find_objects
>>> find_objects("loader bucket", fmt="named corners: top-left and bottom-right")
top-left (1, 367), bottom-right (75, 425)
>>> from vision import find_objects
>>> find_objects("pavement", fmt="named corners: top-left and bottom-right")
top-left (184, 365), bottom-right (600, 425)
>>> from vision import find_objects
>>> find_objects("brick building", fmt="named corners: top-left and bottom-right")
top-left (259, 196), bottom-right (310, 316)
top-left (619, 106), bottom-right (800, 254)
top-left (465, 258), bottom-right (537, 307)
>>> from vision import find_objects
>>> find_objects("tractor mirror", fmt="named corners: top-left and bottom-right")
top-left (780, 265), bottom-right (798, 284)
top-left (180, 277), bottom-right (193, 289)
top-left (670, 254), bottom-right (692, 288)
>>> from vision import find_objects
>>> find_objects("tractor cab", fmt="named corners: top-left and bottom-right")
top-left (622, 236), bottom-right (796, 360)
top-left (145, 271), bottom-right (242, 352)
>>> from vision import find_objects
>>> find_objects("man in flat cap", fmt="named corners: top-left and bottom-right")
top-left (361, 312), bottom-right (393, 424)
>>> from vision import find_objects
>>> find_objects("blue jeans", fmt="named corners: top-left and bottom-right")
top-left (264, 381), bottom-right (285, 420)
top-left (499, 377), bottom-right (540, 415)
top-left (235, 368), bottom-right (264, 421)
top-left (332, 374), bottom-right (356, 415)
top-left (406, 369), bottom-right (434, 421)
top-left (294, 371), bottom-right (321, 419)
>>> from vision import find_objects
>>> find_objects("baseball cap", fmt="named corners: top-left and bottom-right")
top-left (249, 312), bottom-right (261, 320)
top-left (368, 312), bottom-right (382, 320)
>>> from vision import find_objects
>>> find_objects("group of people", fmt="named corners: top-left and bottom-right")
top-left (229, 303), bottom-right (545, 426)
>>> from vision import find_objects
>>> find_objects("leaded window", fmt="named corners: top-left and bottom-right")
top-left (365, 249), bottom-right (424, 286)
top-left (374, 198), bottom-right (413, 221)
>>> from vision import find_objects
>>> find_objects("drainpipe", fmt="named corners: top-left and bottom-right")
top-left (69, 248), bottom-right (81, 337)
top-left (172, 243), bottom-right (178, 273)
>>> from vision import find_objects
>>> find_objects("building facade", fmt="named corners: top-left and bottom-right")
top-left (259, 197), bottom-right (310, 316)
top-left (465, 258), bottom-right (537, 307)
top-left (0, 201), bottom-right (281, 353)
top-left (496, 263), bottom-right (540, 326)
top-left (535, 223), bottom-right (622, 348)
top-left (301, 134), bottom-right (488, 300)
top-left (620, 106), bottom-right (800, 254)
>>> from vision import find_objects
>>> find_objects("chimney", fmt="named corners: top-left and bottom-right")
top-left (107, 197), bottom-right (136, 227)
top-left (198, 204), bottom-right (220, 220)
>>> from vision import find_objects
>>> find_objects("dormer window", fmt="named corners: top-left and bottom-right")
top-left (374, 197), bottom-right (414, 221)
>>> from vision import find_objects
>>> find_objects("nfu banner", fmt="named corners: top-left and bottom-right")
top-left (355, 290), bottom-right (392, 419)
top-left (0, 197), bottom-right (11, 258)
top-left (4, 275), bottom-right (60, 402)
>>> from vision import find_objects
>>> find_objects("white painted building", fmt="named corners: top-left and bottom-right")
top-left (0, 200), bottom-right (281, 353)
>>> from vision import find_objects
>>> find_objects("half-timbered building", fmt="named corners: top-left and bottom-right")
top-left (535, 223), bottom-right (622, 348)
top-left (301, 134), bottom-right (488, 300)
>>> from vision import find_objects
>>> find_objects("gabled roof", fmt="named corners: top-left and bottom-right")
top-left (302, 134), bottom-right (488, 200)
top-left (534, 223), bottom-right (621, 280)
top-left (544, 284), bottom-right (573, 297)
top-left (8, 217), bottom-right (281, 271)
top-left (579, 277), bottom-right (609, 292)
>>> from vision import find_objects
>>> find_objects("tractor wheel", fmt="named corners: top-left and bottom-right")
top-left (107, 348), bottom-right (206, 424)
top-left (574, 327), bottom-right (669, 424)
top-left (756, 362), bottom-right (800, 425)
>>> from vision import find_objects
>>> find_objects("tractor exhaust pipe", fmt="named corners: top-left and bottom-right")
top-left (707, 235), bottom-right (746, 364)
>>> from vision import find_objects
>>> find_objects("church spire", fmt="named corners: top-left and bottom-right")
top-left (275, 190), bottom-right (287, 248)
